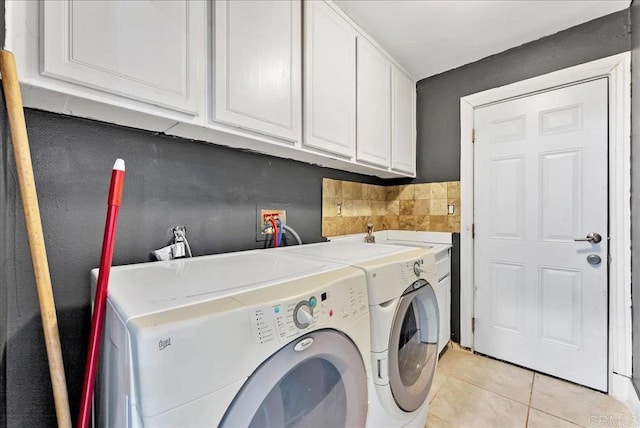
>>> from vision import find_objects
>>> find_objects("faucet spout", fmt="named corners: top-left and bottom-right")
top-left (365, 223), bottom-right (376, 243)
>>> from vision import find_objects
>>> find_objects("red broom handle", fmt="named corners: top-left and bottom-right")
top-left (78, 159), bottom-right (125, 428)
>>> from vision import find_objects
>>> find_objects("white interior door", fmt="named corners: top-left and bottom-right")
top-left (473, 78), bottom-right (608, 391)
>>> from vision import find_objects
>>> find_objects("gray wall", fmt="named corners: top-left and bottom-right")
top-left (0, 107), bottom-right (383, 426)
top-left (415, 9), bottom-right (630, 343)
top-left (631, 0), bottom-right (640, 394)
top-left (414, 9), bottom-right (630, 183)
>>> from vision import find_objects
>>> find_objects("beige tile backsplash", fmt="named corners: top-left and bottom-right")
top-left (322, 178), bottom-right (461, 237)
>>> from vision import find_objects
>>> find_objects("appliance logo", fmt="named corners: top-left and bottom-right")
top-left (158, 338), bottom-right (172, 351)
top-left (294, 337), bottom-right (314, 352)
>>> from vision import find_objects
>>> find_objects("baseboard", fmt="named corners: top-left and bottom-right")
top-left (611, 373), bottom-right (640, 415)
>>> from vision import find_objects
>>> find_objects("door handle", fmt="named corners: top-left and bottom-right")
top-left (574, 232), bottom-right (602, 244)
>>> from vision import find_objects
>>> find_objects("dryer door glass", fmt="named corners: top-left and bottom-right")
top-left (388, 280), bottom-right (439, 412)
top-left (220, 329), bottom-right (367, 428)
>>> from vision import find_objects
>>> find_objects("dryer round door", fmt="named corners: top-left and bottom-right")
top-left (388, 280), bottom-right (439, 412)
top-left (220, 329), bottom-right (367, 428)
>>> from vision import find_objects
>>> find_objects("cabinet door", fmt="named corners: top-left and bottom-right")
top-left (42, 0), bottom-right (202, 115)
top-left (215, 0), bottom-right (301, 143)
top-left (391, 66), bottom-right (416, 174)
top-left (356, 37), bottom-right (391, 168)
top-left (303, 1), bottom-right (356, 158)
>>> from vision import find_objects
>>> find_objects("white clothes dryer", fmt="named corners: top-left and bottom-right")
top-left (94, 249), bottom-right (372, 427)
top-left (276, 241), bottom-right (440, 428)
top-left (378, 241), bottom-right (452, 354)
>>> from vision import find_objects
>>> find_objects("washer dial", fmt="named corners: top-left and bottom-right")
top-left (293, 301), bottom-right (314, 329)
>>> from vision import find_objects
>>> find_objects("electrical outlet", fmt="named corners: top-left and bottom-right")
top-left (256, 204), bottom-right (288, 241)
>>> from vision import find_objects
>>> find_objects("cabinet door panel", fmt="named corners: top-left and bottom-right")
top-left (215, 0), bottom-right (301, 142)
top-left (42, 0), bottom-right (201, 114)
top-left (303, 1), bottom-right (356, 158)
top-left (356, 37), bottom-right (391, 168)
top-left (392, 67), bottom-right (416, 174)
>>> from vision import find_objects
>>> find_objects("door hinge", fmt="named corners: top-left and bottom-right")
top-left (472, 223), bottom-right (475, 239)
top-left (472, 317), bottom-right (476, 333)
top-left (472, 128), bottom-right (476, 143)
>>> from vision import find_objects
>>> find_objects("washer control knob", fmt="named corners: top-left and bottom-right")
top-left (293, 301), bottom-right (314, 329)
top-left (297, 307), bottom-right (314, 325)
top-left (413, 261), bottom-right (424, 277)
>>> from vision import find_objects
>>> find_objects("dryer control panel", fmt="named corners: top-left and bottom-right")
top-left (246, 274), bottom-right (368, 348)
top-left (399, 256), bottom-right (437, 286)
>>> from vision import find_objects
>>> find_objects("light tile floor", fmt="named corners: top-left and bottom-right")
top-left (426, 347), bottom-right (637, 428)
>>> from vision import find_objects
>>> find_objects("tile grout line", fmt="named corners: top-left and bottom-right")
top-left (532, 408), bottom-right (588, 428)
top-left (426, 374), bottom-right (458, 427)
top-left (446, 370), bottom-right (534, 406)
top-left (438, 350), bottom-right (630, 428)
top-left (528, 374), bottom-right (588, 427)
top-left (525, 373), bottom-right (535, 427)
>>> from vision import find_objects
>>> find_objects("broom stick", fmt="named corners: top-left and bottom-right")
top-left (0, 50), bottom-right (72, 428)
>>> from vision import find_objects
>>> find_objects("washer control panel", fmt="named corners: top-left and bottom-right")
top-left (249, 279), bottom-right (367, 347)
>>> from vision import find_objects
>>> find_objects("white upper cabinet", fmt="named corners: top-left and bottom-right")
top-left (391, 66), bottom-right (416, 174)
top-left (303, 1), bottom-right (356, 158)
top-left (41, 0), bottom-right (202, 115)
top-left (356, 36), bottom-right (391, 168)
top-left (214, 0), bottom-right (302, 143)
top-left (7, 0), bottom-right (415, 178)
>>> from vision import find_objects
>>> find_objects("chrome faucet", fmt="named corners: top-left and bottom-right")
top-left (365, 223), bottom-right (376, 243)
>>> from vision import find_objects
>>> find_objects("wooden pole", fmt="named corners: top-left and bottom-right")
top-left (0, 50), bottom-right (72, 428)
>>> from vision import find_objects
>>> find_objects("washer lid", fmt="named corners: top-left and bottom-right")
top-left (101, 250), bottom-right (347, 320)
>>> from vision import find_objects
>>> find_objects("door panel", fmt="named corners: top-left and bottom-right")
top-left (474, 78), bottom-right (608, 391)
top-left (539, 267), bottom-right (583, 348)
top-left (540, 150), bottom-right (582, 241)
top-left (490, 157), bottom-right (525, 239)
top-left (490, 262), bottom-right (524, 334)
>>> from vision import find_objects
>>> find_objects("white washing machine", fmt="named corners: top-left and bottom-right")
top-left (94, 249), bottom-right (372, 427)
top-left (276, 241), bottom-right (440, 428)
